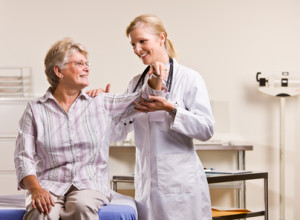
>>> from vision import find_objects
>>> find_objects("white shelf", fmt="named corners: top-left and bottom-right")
top-left (0, 67), bottom-right (31, 97)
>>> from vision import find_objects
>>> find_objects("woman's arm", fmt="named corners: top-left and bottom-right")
top-left (14, 104), bottom-right (54, 214)
top-left (22, 175), bottom-right (54, 215)
top-left (86, 61), bottom-right (166, 97)
top-left (87, 62), bottom-right (167, 142)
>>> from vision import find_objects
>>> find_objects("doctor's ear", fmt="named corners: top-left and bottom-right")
top-left (159, 32), bottom-right (166, 46)
top-left (54, 65), bottom-right (64, 79)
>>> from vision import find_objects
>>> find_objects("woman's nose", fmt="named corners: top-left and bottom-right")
top-left (134, 44), bottom-right (141, 56)
top-left (83, 65), bottom-right (89, 72)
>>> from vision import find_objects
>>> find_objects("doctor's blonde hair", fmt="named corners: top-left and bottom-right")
top-left (126, 14), bottom-right (178, 60)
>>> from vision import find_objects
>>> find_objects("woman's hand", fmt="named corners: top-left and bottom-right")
top-left (30, 187), bottom-right (55, 215)
top-left (134, 95), bottom-right (174, 113)
top-left (86, 83), bottom-right (111, 97)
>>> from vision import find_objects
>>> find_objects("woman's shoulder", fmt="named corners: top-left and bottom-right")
top-left (26, 92), bottom-right (49, 108)
top-left (28, 89), bottom-right (54, 105)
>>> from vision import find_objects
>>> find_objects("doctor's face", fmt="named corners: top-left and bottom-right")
top-left (129, 25), bottom-right (165, 65)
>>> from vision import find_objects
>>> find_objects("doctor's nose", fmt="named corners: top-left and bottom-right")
top-left (134, 45), bottom-right (142, 56)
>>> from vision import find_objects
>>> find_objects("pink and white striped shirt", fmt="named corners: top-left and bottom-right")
top-left (14, 84), bottom-right (163, 197)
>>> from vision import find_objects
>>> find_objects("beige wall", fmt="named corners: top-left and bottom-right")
top-left (1, 0), bottom-right (300, 219)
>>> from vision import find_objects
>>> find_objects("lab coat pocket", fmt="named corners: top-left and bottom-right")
top-left (156, 153), bottom-right (196, 194)
top-left (149, 111), bottom-right (170, 131)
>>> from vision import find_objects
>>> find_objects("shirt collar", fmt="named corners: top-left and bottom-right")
top-left (38, 88), bottom-right (91, 103)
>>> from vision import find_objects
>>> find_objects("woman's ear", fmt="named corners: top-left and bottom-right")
top-left (54, 65), bottom-right (64, 79)
top-left (160, 32), bottom-right (166, 46)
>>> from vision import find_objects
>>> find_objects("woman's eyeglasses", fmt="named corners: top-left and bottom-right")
top-left (64, 60), bottom-right (91, 68)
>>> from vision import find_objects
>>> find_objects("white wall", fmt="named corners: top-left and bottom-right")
top-left (1, 0), bottom-right (300, 219)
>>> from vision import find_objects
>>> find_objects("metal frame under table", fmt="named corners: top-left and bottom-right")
top-left (195, 144), bottom-right (253, 209)
top-left (207, 171), bottom-right (268, 220)
top-left (112, 171), bottom-right (268, 220)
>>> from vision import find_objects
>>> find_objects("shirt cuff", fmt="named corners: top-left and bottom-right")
top-left (140, 81), bottom-right (167, 100)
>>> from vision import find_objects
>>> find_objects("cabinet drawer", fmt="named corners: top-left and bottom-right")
top-left (0, 103), bottom-right (27, 134)
top-left (0, 139), bottom-right (16, 170)
top-left (0, 172), bottom-right (23, 195)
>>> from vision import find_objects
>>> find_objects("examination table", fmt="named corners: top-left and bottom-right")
top-left (0, 191), bottom-right (137, 220)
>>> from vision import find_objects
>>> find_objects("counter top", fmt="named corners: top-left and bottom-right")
top-left (109, 144), bottom-right (253, 151)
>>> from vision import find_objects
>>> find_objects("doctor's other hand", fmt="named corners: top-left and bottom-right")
top-left (30, 187), bottom-right (55, 215)
top-left (134, 96), bottom-right (174, 113)
top-left (86, 83), bottom-right (111, 97)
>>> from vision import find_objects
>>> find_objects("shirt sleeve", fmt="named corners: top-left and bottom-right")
top-left (108, 77), bottom-right (136, 143)
top-left (103, 80), bottom-right (165, 118)
top-left (14, 103), bottom-right (37, 190)
top-left (107, 78), bottom-right (165, 143)
top-left (171, 72), bottom-right (215, 141)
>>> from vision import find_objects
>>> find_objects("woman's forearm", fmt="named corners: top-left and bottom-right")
top-left (22, 175), bottom-right (43, 192)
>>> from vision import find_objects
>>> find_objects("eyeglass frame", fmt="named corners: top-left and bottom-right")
top-left (64, 60), bottom-right (91, 68)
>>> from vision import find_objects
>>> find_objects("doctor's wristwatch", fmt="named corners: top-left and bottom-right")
top-left (169, 104), bottom-right (178, 117)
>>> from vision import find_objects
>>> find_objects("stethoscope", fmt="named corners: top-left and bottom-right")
top-left (124, 58), bottom-right (173, 126)
top-left (132, 57), bottom-right (174, 94)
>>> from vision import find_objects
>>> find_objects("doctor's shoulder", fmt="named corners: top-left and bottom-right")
top-left (177, 63), bottom-right (205, 84)
top-left (131, 73), bottom-right (142, 82)
top-left (127, 74), bottom-right (142, 92)
top-left (120, 73), bottom-right (143, 94)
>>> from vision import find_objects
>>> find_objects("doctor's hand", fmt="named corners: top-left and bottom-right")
top-left (134, 96), bottom-right (174, 113)
top-left (86, 83), bottom-right (111, 97)
top-left (30, 187), bottom-right (55, 215)
top-left (148, 61), bottom-right (168, 80)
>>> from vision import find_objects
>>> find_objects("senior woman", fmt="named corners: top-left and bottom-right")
top-left (14, 37), bottom-right (165, 220)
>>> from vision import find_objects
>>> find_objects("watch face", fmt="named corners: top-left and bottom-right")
top-left (169, 107), bottom-right (177, 117)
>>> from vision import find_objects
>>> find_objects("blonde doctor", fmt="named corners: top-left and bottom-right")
top-left (90, 14), bottom-right (215, 220)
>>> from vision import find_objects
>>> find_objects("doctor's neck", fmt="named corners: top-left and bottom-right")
top-left (152, 51), bottom-right (169, 65)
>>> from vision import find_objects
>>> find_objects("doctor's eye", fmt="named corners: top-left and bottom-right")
top-left (139, 40), bottom-right (147, 44)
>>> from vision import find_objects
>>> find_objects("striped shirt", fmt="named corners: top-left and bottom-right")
top-left (14, 83), bottom-right (163, 197)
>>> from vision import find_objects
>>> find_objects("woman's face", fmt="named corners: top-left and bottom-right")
top-left (60, 52), bottom-right (90, 90)
top-left (129, 25), bottom-right (165, 65)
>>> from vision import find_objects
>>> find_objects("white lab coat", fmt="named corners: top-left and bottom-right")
top-left (111, 59), bottom-right (214, 220)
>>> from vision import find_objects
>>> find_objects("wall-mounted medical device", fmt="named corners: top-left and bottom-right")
top-left (256, 72), bottom-right (300, 96)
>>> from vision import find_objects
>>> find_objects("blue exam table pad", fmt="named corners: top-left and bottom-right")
top-left (0, 191), bottom-right (137, 220)
top-left (0, 205), bottom-right (136, 220)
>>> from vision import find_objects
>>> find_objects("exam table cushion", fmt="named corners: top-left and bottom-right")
top-left (0, 205), bottom-right (136, 220)
top-left (0, 191), bottom-right (137, 220)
